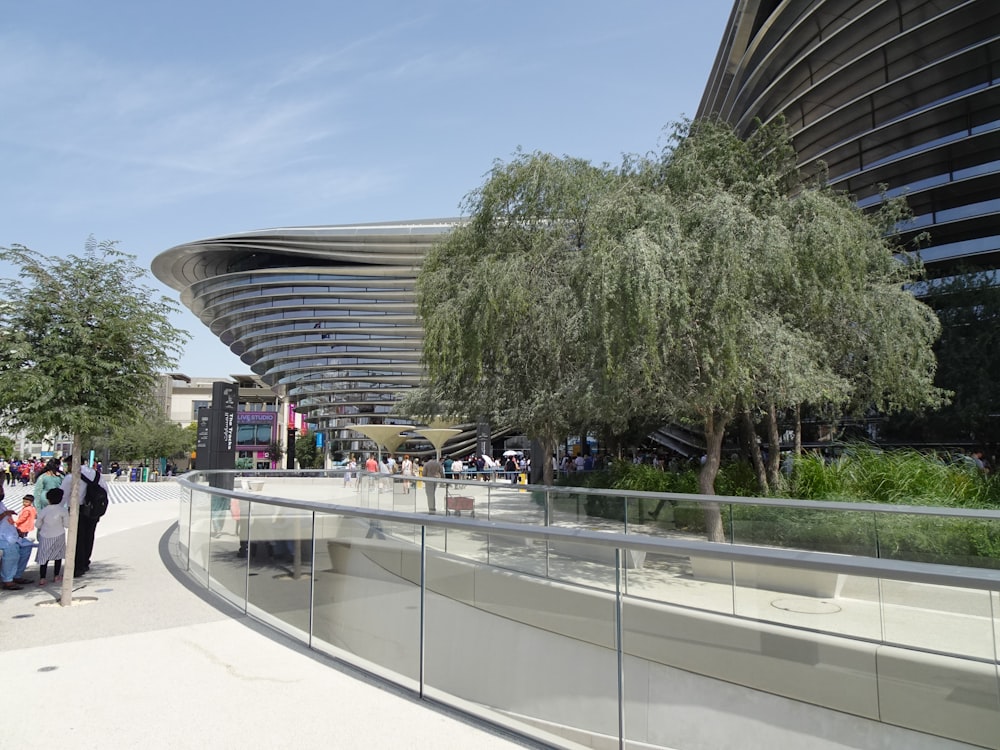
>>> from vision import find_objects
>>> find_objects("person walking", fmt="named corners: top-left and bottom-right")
top-left (401, 454), bottom-right (413, 493)
top-left (344, 455), bottom-right (357, 487)
top-left (422, 455), bottom-right (444, 514)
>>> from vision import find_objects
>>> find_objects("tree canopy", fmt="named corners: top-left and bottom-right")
top-left (409, 120), bottom-right (946, 519)
top-left (107, 410), bottom-right (192, 465)
top-left (0, 239), bottom-right (187, 439)
top-left (409, 151), bottom-right (619, 484)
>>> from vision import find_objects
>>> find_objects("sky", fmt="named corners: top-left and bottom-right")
top-left (1, 1), bottom-right (734, 376)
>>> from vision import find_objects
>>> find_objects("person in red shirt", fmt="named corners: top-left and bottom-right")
top-left (15, 495), bottom-right (36, 538)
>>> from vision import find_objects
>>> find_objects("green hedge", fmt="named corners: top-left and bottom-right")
top-left (557, 448), bottom-right (1000, 566)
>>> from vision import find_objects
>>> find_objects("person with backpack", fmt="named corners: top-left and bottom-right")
top-left (59, 457), bottom-right (109, 576)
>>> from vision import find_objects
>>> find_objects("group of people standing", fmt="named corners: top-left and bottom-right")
top-left (0, 457), bottom-right (46, 486)
top-left (0, 457), bottom-right (108, 591)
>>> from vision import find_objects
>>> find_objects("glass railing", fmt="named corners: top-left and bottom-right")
top-left (175, 470), bottom-right (1000, 749)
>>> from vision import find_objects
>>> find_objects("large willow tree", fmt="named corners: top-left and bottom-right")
top-left (582, 120), bottom-right (944, 537)
top-left (414, 121), bottom-right (944, 533)
top-left (414, 151), bottom-right (618, 485)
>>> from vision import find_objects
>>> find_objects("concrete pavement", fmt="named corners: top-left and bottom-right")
top-left (0, 491), bottom-right (540, 749)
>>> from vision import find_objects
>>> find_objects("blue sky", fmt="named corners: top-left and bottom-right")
top-left (1, 1), bottom-right (733, 375)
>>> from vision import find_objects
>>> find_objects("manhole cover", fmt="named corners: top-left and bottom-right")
top-left (38, 666), bottom-right (58, 672)
top-left (13, 613), bottom-right (34, 619)
top-left (771, 597), bottom-right (841, 614)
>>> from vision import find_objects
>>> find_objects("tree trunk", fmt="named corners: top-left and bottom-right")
top-left (540, 435), bottom-right (555, 486)
top-left (765, 403), bottom-right (782, 489)
top-left (60, 435), bottom-right (82, 607)
top-left (741, 408), bottom-right (768, 493)
top-left (794, 403), bottom-right (803, 456)
top-left (699, 411), bottom-right (728, 543)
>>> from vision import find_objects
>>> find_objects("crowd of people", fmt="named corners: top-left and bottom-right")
top-left (341, 451), bottom-right (534, 487)
top-left (0, 457), bottom-right (109, 592)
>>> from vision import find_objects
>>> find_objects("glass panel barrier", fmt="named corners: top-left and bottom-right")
top-left (423, 531), bottom-right (618, 749)
top-left (485, 531), bottom-right (548, 579)
top-left (874, 513), bottom-right (1000, 569)
top-left (876, 581), bottom-right (1000, 747)
top-left (545, 537), bottom-right (619, 594)
top-left (622, 545), bottom-right (882, 750)
top-left (176, 483), bottom-right (191, 566)
top-left (187, 487), bottom-right (213, 588)
top-left (730, 505), bottom-right (879, 557)
top-left (208, 496), bottom-right (249, 610)
top-left (245, 501), bottom-right (314, 641)
top-left (484, 482), bottom-right (543, 525)
top-left (359, 472), bottom-right (381, 510)
top-left (880, 578), bottom-right (996, 658)
top-left (730, 509), bottom-right (882, 636)
top-left (548, 489), bottom-right (590, 527)
top-left (310, 509), bottom-right (420, 692)
top-left (735, 561), bottom-right (883, 642)
top-left (177, 474), bottom-right (1000, 749)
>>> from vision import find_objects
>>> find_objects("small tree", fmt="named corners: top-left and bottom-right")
top-left (109, 411), bottom-right (191, 466)
top-left (295, 430), bottom-right (325, 469)
top-left (0, 239), bottom-right (188, 605)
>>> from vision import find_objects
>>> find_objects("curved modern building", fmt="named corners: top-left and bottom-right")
top-left (698, 0), bottom-right (1000, 275)
top-left (152, 220), bottom-right (463, 451)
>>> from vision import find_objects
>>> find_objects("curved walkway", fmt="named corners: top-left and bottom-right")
top-left (0, 492), bottom-right (538, 749)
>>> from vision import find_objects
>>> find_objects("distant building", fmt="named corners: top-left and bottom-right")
top-left (155, 373), bottom-right (288, 469)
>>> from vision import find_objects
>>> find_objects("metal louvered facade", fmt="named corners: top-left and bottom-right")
top-left (151, 220), bottom-right (460, 445)
top-left (698, 0), bottom-right (1000, 275)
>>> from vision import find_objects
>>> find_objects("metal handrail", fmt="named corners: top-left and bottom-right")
top-left (177, 471), bottom-right (1000, 593)
top-left (188, 467), bottom-right (1000, 519)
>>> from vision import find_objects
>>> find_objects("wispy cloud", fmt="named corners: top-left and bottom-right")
top-left (0, 30), bottom-right (402, 219)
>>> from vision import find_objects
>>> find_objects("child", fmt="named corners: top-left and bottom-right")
top-left (35, 487), bottom-right (69, 585)
top-left (344, 454), bottom-right (357, 487)
top-left (15, 495), bottom-right (36, 538)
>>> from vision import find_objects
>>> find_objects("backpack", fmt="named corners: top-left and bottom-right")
top-left (81, 470), bottom-right (109, 519)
